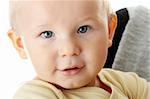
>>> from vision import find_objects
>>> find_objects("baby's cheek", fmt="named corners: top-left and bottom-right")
top-left (48, 50), bottom-right (58, 65)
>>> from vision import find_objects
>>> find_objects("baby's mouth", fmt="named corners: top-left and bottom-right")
top-left (59, 66), bottom-right (83, 76)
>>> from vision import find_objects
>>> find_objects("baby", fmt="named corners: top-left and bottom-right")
top-left (8, 0), bottom-right (150, 99)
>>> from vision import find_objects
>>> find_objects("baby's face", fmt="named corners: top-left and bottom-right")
top-left (12, 0), bottom-right (114, 89)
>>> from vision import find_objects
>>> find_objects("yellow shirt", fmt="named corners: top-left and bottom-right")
top-left (13, 69), bottom-right (150, 99)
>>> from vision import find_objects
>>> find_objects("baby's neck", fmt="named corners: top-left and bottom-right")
top-left (95, 76), bottom-right (112, 94)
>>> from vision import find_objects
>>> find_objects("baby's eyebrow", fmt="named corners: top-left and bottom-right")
top-left (35, 23), bottom-right (51, 28)
top-left (30, 23), bottom-right (52, 35)
top-left (80, 15), bottom-right (102, 23)
top-left (31, 23), bottom-right (53, 32)
top-left (80, 17), bottom-right (102, 26)
top-left (81, 15), bottom-right (97, 21)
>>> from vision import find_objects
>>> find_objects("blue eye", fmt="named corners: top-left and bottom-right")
top-left (40, 31), bottom-right (54, 38)
top-left (77, 25), bottom-right (91, 34)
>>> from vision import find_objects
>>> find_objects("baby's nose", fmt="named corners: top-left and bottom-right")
top-left (58, 39), bottom-right (81, 57)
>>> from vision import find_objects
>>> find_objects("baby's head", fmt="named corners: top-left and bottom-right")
top-left (8, 0), bottom-right (117, 89)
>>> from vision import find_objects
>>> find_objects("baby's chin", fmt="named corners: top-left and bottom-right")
top-left (50, 82), bottom-right (87, 90)
top-left (34, 76), bottom-right (84, 89)
top-left (34, 75), bottom-right (96, 89)
top-left (49, 79), bottom-right (96, 90)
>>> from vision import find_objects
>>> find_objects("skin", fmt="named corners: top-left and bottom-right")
top-left (8, 0), bottom-right (117, 89)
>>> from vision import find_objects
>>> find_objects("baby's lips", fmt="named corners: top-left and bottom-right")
top-left (63, 66), bottom-right (80, 71)
top-left (58, 65), bottom-right (84, 76)
top-left (58, 64), bottom-right (84, 71)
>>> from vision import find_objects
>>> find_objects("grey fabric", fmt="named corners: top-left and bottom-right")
top-left (112, 6), bottom-right (150, 81)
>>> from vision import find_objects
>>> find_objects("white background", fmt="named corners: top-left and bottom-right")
top-left (0, 0), bottom-right (150, 99)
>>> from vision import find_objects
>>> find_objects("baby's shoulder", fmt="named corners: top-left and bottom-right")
top-left (99, 69), bottom-right (150, 98)
top-left (13, 80), bottom-right (59, 99)
top-left (100, 68), bottom-right (140, 81)
top-left (100, 68), bottom-right (149, 87)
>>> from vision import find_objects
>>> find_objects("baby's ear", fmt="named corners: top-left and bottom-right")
top-left (7, 29), bottom-right (27, 59)
top-left (108, 13), bottom-right (117, 47)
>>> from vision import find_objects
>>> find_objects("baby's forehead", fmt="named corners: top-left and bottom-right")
top-left (10, 0), bottom-right (107, 15)
top-left (10, 0), bottom-right (110, 32)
